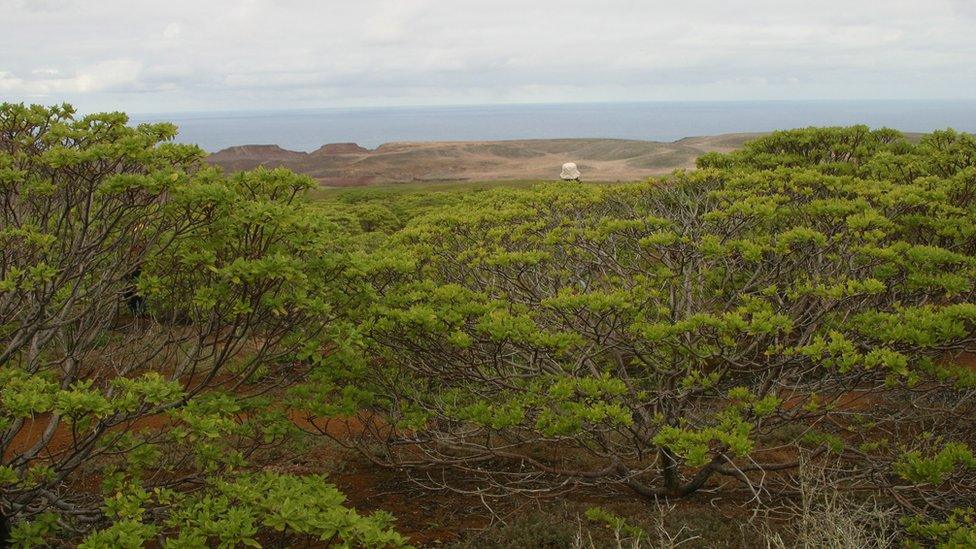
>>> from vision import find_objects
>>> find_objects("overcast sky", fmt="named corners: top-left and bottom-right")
top-left (2, 0), bottom-right (975, 113)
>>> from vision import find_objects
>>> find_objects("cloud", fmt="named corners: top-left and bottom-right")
top-left (362, 0), bottom-right (432, 45)
top-left (1, 0), bottom-right (73, 13)
top-left (0, 0), bottom-right (974, 112)
top-left (74, 59), bottom-right (143, 92)
top-left (162, 22), bottom-right (182, 40)
top-left (1, 59), bottom-right (142, 95)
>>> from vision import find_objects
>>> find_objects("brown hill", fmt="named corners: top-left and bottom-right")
top-left (205, 145), bottom-right (307, 172)
top-left (313, 143), bottom-right (371, 155)
top-left (206, 134), bottom-right (764, 186)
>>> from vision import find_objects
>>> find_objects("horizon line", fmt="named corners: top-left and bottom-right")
top-left (125, 98), bottom-right (976, 119)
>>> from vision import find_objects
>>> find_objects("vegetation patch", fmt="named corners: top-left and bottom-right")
top-left (3, 104), bottom-right (976, 547)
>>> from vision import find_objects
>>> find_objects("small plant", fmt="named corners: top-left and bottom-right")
top-left (903, 507), bottom-right (976, 548)
top-left (585, 507), bottom-right (647, 546)
top-left (450, 511), bottom-right (579, 549)
top-left (759, 459), bottom-right (899, 549)
top-left (76, 472), bottom-right (408, 547)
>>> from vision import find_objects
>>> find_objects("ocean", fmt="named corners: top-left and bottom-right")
top-left (132, 100), bottom-right (976, 153)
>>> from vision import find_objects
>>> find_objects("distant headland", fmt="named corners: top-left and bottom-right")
top-left (206, 134), bottom-right (763, 186)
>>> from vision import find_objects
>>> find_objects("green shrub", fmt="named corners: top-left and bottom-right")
top-left (325, 127), bottom-right (976, 520)
top-left (0, 103), bottom-right (403, 546)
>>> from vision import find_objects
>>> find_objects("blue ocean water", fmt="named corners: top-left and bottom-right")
top-left (132, 101), bottom-right (976, 153)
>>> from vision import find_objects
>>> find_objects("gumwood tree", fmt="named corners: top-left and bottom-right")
top-left (312, 128), bottom-right (976, 531)
top-left (0, 104), bottom-right (405, 547)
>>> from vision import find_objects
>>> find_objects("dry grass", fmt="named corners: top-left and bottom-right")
top-left (759, 459), bottom-right (900, 549)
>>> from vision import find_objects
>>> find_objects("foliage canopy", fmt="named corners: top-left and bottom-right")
top-left (309, 126), bottom-right (976, 539)
top-left (0, 103), bottom-right (405, 547)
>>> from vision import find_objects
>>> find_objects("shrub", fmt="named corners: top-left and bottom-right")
top-left (326, 127), bottom-right (976, 519)
top-left (450, 511), bottom-right (579, 549)
top-left (0, 103), bottom-right (403, 546)
top-left (760, 458), bottom-right (899, 548)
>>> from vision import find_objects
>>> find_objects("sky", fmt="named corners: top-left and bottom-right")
top-left (2, 0), bottom-right (976, 114)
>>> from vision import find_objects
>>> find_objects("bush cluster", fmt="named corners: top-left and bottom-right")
top-left (3, 104), bottom-right (976, 547)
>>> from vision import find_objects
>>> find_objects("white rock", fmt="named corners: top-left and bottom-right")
top-left (560, 162), bottom-right (581, 181)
